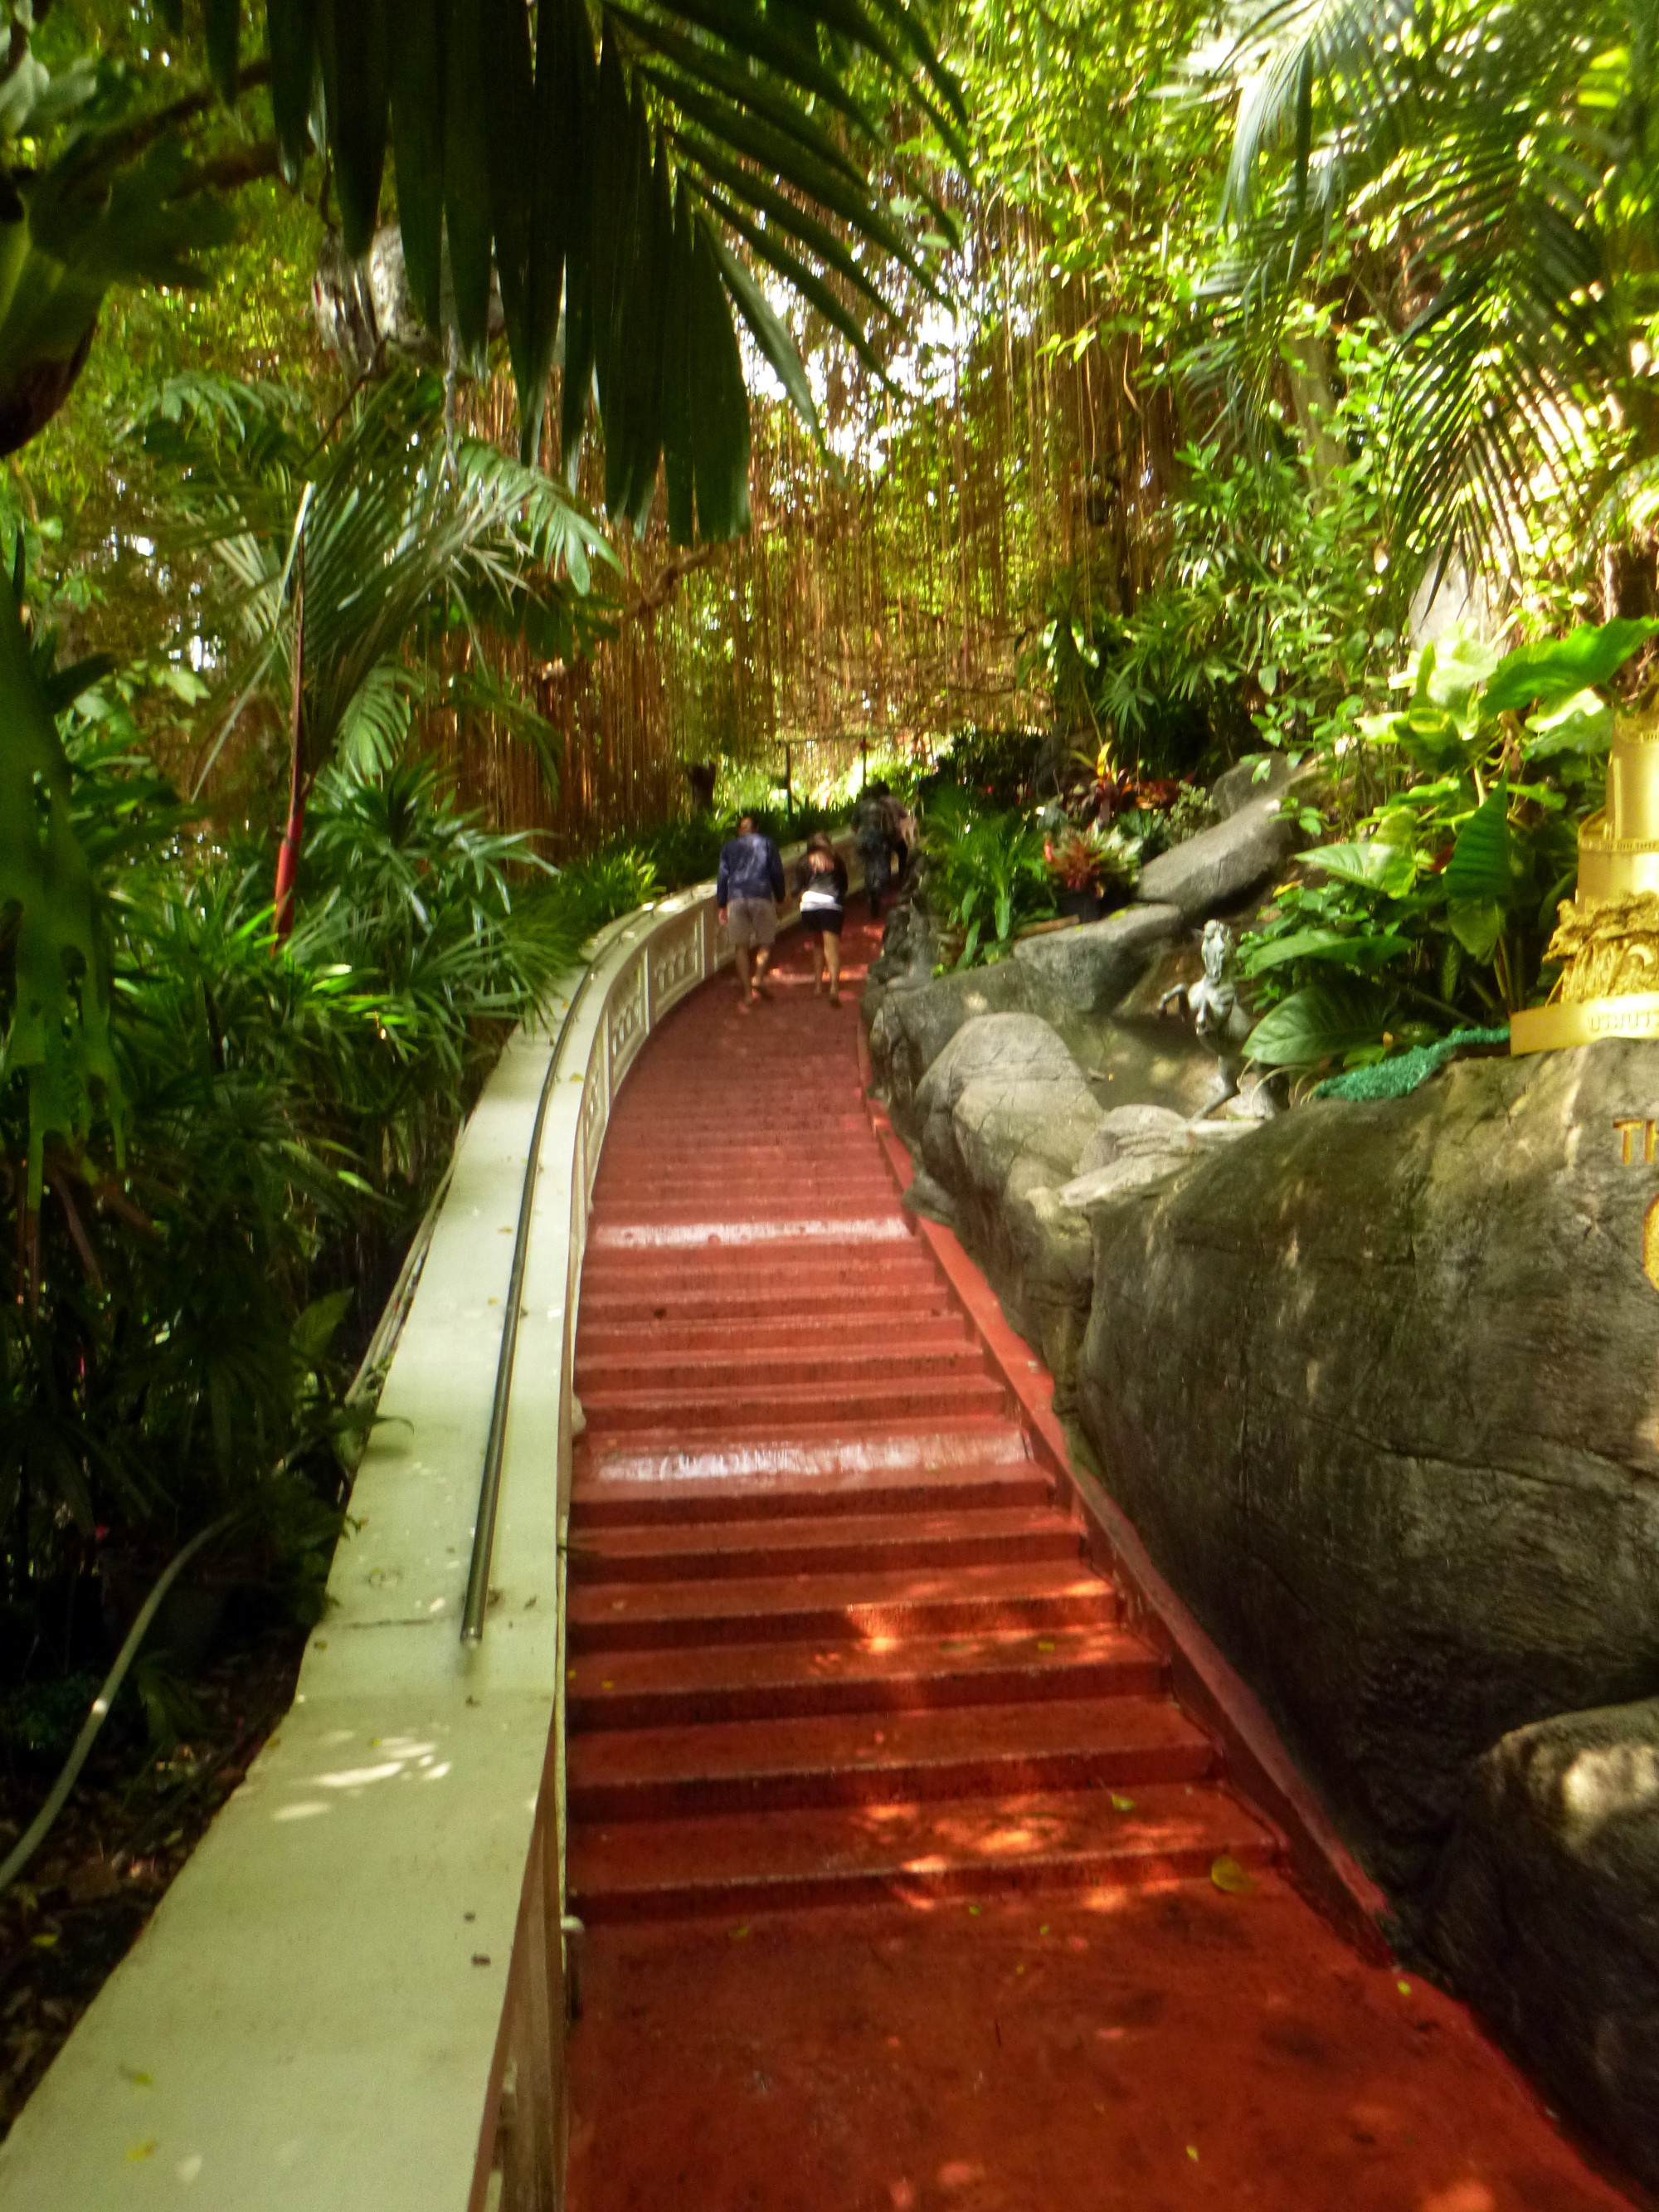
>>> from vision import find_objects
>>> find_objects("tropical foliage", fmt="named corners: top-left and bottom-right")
top-left (1240, 621), bottom-right (1656, 1072)
top-left (2, 0), bottom-right (964, 544)
top-left (2, 681), bottom-right (650, 1656)
top-left (1213, 0), bottom-right (1659, 574)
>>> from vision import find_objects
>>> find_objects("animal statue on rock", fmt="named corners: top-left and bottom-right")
top-left (1160, 920), bottom-right (1256, 1103)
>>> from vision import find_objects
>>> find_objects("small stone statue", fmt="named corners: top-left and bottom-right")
top-left (1160, 920), bottom-right (1256, 1102)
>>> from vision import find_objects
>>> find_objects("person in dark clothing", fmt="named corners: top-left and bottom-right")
top-left (716, 812), bottom-right (786, 1008)
top-left (854, 788), bottom-right (892, 919)
top-left (795, 831), bottom-right (849, 1006)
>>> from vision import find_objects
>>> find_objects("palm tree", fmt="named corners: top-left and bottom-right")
top-left (1207, 0), bottom-right (1659, 579)
top-left (2, 1), bottom-right (964, 539)
top-left (145, 369), bottom-right (612, 931)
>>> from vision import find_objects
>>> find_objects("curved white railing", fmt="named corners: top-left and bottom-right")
top-left (0, 842), bottom-right (849, 2212)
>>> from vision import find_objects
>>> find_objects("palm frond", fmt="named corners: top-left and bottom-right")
top-left (1211, 0), bottom-right (1652, 574)
top-left (234, 0), bottom-right (961, 534)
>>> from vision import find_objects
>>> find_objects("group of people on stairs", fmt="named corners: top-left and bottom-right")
top-left (715, 792), bottom-right (911, 1012)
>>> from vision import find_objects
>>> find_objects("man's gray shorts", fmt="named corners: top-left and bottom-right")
top-left (726, 896), bottom-right (777, 950)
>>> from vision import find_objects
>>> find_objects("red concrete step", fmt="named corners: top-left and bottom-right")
top-left (577, 1313), bottom-right (974, 1360)
top-left (575, 1343), bottom-right (992, 1396)
top-left (578, 1250), bottom-right (939, 1295)
top-left (566, 1562), bottom-right (1121, 1652)
top-left (578, 1372), bottom-right (1008, 1434)
top-left (589, 1191), bottom-right (899, 1221)
top-left (593, 1157), bottom-right (893, 1187)
top-left (565, 1506), bottom-right (1082, 1585)
top-left (568, 1695), bottom-right (1214, 1821)
top-left (568, 1781), bottom-right (1277, 1922)
top-left (569, 1462), bottom-right (1054, 1527)
top-left (591, 1195), bottom-right (898, 1230)
top-left (579, 1283), bottom-right (956, 1327)
top-left (565, 1625), bottom-right (1163, 1730)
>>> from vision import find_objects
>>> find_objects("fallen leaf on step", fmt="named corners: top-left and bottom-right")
top-left (1210, 1854), bottom-right (1258, 1895)
top-left (1110, 1793), bottom-right (1136, 1813)
top-left (729, 1925), bottom-right (751, 1941)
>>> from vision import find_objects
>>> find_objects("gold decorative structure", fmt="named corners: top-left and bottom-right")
top-left (1511, 711), bottom-right (1659, 1053)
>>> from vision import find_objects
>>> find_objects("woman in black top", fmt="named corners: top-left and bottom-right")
top-left (796, 832), bottom-right (849, 1006)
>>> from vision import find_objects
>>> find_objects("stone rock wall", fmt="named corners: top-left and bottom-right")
top-left (1076, 1042), bottom-right (1659, 1906)
top-left (1427, 1697), bottom-right (1659, 2190)
top-left (913, 1015), bottom-right (1104, 1399)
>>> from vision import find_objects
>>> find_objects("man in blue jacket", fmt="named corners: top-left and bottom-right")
top-left (716, 813), bottom-right (786, 1008)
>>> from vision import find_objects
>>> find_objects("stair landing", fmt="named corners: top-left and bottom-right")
top-left (565, 911), bottom-right (1631, 2212)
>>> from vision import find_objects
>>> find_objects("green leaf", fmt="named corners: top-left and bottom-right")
top-left (1446, 899), bottom-right (1504, 962)
top-left (1391, 705), bottom-right (1468, 773)
top-left (659, 186), bottom-right (695, 545)
top-left (690, 177), bottom-right (878, 369)
top-left (267, 0), bottom-right (319, 180)
top-left (713, 236), bottom-right (821, 446)
top-left (389, 0), bottom-right (444, 330)
top-left (1241, 927), bottom-right (1408, 974)
top-left (1442, 786), bottom-right (1512, 904)
top-left (517, 0), bottom-right (577, 464)
top-left (1417, 631), bottom-right (1501, 713)
top-left (484, 0), bottom-right (536, 368)
top-left (606, 7), bottom-right (865, 187)
top-left (291, 1287), bottom-right (355, 1366)
top-left (1485, 620), bottom-right (1659, 718)
top-left (556, 0), bottom-right (597, 481)
top-left (686, 213), bottom-right (751, 541)
top-left (1245, 982), bottom-right (1394, 1069)
top-left (1303, 840), bottom-right (1418, 898)
top-left (317, 0), bottom-right (389, 259)
top-left (1523, 688), bottom-right (1613, 758)
top-left (644, 0), bottom-right (879, 138)
top-left (444, 0), bottom-right (493, 369)
top-left (202, 0), bottom-right (241, 100)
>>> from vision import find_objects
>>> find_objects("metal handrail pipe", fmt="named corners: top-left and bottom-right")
top-left (460, 912), bottom-right (651, 1645)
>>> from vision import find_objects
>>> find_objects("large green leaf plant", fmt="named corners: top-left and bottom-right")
top-left (921, 791), bottom-right (1055, 967)
top-left (1239, 618), bottom-right (1657, 1073)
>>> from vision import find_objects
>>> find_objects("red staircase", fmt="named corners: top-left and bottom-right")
top-left (568, 963), bottom-right (1274, 1927)
top-left (564, 922), bottom-right (1635, 2212)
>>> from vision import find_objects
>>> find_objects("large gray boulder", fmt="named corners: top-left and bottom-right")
top-left (1211, 754), bottom-right (1292, 818)
top-left (1077, 1040), bottom-right (1659, 1906)
top-left (916, 1015), bottom-right (1103, 1400)
top-left (864, 962), bottom-right (1060, 1139)
top-left (1428, 1698), bottom-right (1659, 2189)
top-left (1136, 792), bottom-right (1295, 918)
top-left (1010, 903), bottom-right (1184, 1012)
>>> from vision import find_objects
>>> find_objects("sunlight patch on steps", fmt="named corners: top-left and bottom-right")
top-left (589, 1430), bottom-right (1032, 1483)
top-left (591, 1217), bottom-right (912, 1248)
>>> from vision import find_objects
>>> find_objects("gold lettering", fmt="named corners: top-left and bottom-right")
top-left (1616, 1117), bottom-right (1643, 1162)
top-left (1646, 1193), bottom-right (1659, 1289)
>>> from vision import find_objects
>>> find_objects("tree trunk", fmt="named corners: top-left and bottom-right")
top-left (273, 544), bottom-right (307, 941)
